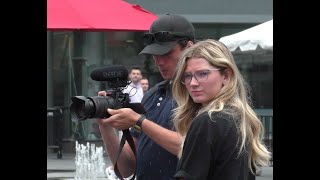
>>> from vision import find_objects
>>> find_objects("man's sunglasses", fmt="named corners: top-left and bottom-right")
top-left (141, 31), bottom-right (190, 45)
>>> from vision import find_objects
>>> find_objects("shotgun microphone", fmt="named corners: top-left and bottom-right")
top-left (90, 65), bottom-right (128, 81)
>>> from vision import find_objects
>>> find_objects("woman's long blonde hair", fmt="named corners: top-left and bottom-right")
top-left (172, 39), bottom-right (271, 173)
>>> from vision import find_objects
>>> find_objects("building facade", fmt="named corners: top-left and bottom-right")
top-left (47, 0), bottom-right (273, 153)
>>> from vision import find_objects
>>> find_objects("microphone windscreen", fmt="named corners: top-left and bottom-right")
top-left (90, 65), bottom-right (128, 81)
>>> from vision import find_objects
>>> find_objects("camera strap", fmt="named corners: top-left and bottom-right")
top-left (113, 129), bottom-right (136, 180)
top-left (112, 81), bottom-right (170, 179)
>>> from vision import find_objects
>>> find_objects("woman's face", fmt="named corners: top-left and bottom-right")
top-left (183, 57), bottom-right (228, 106)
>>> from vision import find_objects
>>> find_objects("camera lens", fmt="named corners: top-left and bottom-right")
top-left (70, 96), bottom-right (95, 122)
top-left (70, 96), bottom-right (116, 122)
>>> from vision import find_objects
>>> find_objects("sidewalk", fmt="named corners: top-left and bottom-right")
top-left (47, 153), bottom-right (273, 180)
top-left (47, 153), bottom-right (112, 179)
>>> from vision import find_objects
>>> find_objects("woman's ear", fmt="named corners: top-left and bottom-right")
top-left (222, 68), bottom-right (232, 85)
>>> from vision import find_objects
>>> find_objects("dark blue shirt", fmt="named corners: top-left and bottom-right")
top-left (131, 80), bottom-right (178, 180)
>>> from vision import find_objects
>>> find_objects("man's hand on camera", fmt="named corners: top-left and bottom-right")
top-left (98, 90), bottom-right (107, 96)
top-left (100, 108), bottom-right (140, 130)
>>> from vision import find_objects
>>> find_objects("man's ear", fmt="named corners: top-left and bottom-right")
top-left (186, 40), bottom-right (193, 47)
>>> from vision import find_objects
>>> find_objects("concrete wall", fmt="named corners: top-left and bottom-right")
top-left (125, 0), bottom-right (273, 23)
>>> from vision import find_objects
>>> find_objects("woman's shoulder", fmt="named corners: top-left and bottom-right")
top-left (197, 108), bottom-right (236, 120)
top-left (194, 109), bottom-right (238, 129)
top-left (190, 110), bottom-right (238, 141)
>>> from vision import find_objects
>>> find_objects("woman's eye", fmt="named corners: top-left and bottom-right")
top-left (184, 74), bottom-right (192, 79)
top-left (198, 71), bottom-right (208, 77)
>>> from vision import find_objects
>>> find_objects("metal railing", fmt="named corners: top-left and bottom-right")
top-left (255, 109), bottom-right (273, 166)
top-left (47, 107), bottom-right (64, 159)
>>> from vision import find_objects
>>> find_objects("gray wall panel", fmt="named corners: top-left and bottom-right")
top-left (125, 0), bottom-right (272, 23)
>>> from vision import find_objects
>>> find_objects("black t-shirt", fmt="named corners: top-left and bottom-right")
top-left (174, 110), bottom-right (255, 180)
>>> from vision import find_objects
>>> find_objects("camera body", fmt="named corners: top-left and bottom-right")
top-left (70, 65), bottom-right (145, 122)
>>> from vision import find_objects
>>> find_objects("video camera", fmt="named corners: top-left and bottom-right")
top-left (70, 65), bottom-right (145, 122)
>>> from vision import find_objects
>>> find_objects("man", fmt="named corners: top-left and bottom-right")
top-left (139, 77), bottom-right (149, 94)
top-left (123, 66), bottom-right (144, 103)
top-left (97, 14), bottom-right (195, 180)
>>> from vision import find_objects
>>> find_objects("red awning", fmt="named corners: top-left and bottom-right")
top-left (47, 0), bottom-right (157, 31)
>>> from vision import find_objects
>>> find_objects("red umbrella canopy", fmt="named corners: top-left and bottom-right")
top-left (47, 0), bottom-right (158, 31)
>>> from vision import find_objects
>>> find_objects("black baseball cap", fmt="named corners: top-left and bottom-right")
top-left (139, 14), bottom-right (195, 55)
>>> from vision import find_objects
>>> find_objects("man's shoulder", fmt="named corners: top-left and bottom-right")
top-left (142, 80), bottom-right (169, 103)
top-left (145, 80), bottom-right (169, 94)
top-left (154, 80), bottom-right (170, 88)
top-left (122, 83), bottom-right (133, 92)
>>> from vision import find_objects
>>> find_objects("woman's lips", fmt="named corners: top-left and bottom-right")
top-left (191, 91), bottom-right (202, 96)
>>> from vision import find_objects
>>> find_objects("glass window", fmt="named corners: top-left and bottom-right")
top-left (49, 25), bottom-right (273, 152)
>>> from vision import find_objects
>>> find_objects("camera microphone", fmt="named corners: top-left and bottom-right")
top-left (90, 65), bottom-right (129, 81)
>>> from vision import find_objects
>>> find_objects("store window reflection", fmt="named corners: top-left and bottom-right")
top-left (233, 50), bottom-right (273, 109)
top-left (49, 29), bottom-right (273, 153)
top-left (50, 31), bottom-right (154, 148)
top-left (52, 32), bottom-right (77, 143)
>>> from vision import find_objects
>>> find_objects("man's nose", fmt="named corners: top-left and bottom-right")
top-left (154, 56), bottom-right (166, 65)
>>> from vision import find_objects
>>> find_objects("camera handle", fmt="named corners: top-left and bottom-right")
top-left (113, 129), bottom-right (136, 180)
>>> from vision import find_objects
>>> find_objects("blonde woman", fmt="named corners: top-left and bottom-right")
top-left (172, 39), bottom-right (271, 180)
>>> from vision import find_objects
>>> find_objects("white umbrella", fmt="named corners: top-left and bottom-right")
top-left (219, 19), bottom-right (273, 52)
